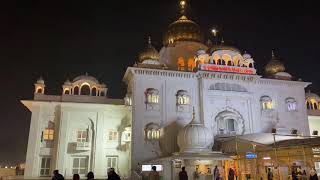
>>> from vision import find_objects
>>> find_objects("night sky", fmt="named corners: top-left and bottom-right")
top-left (0, 0), bottom-right (319, 165)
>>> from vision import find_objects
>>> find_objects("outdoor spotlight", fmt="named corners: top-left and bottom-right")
top-left (211, 28), bottom-right (218, 37)
top-left (313, 130), bottom-right (318, 136)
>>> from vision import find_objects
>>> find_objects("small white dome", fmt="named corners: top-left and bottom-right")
top-left (196, 49), bottom-right (207, 56)
top-left (177, 109), bottom-right (213, 152)
top-left (36, 77), bottom-right (44, 84)
top-left (243, 53), bottom-right (251, 59)
top-left (306, 92), bottom-right (320, 101)
top-left (274, 72), bottom-right (292, 78)
top-left (64, 79), bottom-right (72, 85)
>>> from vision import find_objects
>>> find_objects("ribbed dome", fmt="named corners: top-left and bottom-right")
top-left (163, 16), bottom-right (203, 46)
top-left (36, 77), bottom-right (44, 84)
top-left (306, 92), bottom-right (320, 100)
top-left (139, 37), bottom-right (160, 62)
top-left (264, 51), bottom-right (285, 77)
top-left (64, 79), bottom-right (72, 85)
top-left (208, 44), bottom-right (241, 54)
top-left (73, 73), bottom-right (99, 84)
top-left (177, 109), bottom-right (213, 153)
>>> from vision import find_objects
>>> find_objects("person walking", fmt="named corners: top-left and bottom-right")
top-left (267, 168), bottom-right (273, 180)
top-left (179, 167), bottom-right (188, 180)
top-left (52, 170), bottom-right (65, 180)
top-left (148, 166), bottom-right (160, 180)
top-left (310, 167), bottom-right (318, 180)
top-left (107, 168), bottom-right (121, 180)
top-left (213, 166), bottom-right (220, 180)
top-left (86, 171), bottom-right (94, 180)
top-left (228, 168), bottom-right (235, 180)
top-left (72, 174), bottom-right (80, 180)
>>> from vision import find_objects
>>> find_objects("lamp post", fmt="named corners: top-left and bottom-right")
top-left (272, 129), bottom-right (281, 180)
top-left (211, 28), bottom-right (218, 45)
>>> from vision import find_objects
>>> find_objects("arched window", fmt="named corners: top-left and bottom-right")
top-left (145, 88), bottom-right (159, 104)
top-left (91, 87), bottom-right (97, 96)
top-left (64, 89), bottom-right (70, 95)
top-left (187, 58), bottom-right (196, 72)
top-left (37, 88), bottom-right (43, 94)
top-left (314, 102), bottom-right (318, 110)
top-left (145, 123), bottom-right (160, 141)
top-left (177, 57), bottom-right (185, 71)
top-left (80, 84), bottom-right (90, 95)
top-left (221, 60), bottom-right (226, 65)
top-left (249, 63), bottom-right (253, 68)
top-left (307, 101), bottom-right (311, 110)
top-left (227, 61), bottom-right (232, 66)
top-left (286, 97), bottom-right (297, 111)
top-left (176, 90), bottom-right (190, 105)
top-left (217, 59), bottom-right (222, 65)
top-left (260, 96), bottom-right (273, 110)
top-left (227, 119), bottom-right (236, 132)
top-left (73, 86), bottom-right (79, 95)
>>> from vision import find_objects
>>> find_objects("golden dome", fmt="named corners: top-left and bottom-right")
top-left (264, 51), bottom-right (285, 76)
top-left (139, 37), bottom-right (160, 62)
top-left (163, 16), bottom-right (203, 46)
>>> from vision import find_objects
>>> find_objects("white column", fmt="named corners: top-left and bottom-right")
top-left (24, 104), bottom-right (42, 179)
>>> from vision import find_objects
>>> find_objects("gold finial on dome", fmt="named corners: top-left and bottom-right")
top-left (179, 0), bottom-right (187, 15)
top-left (138, 36), bottom-right (160, 62)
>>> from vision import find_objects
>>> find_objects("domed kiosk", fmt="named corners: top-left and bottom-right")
top-left (142, 108), bottom-right (231, 180)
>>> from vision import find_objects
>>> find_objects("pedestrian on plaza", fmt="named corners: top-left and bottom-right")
top-left (228, 168), bottom-right (235, 180)
top-left (292, 169), bottom-right (298, 180)
top-left (267, 168), bottom-right (273, 180)
top-left (148, 166), bottom-right (160, 180)
top-left (310, 167), bottom-right (318, 180)
top-left (86, 171), bottom-right (94, 180)
top-left (107, 168), bottom-right (121, 180)
top-left (52, 170), bottom-right (65, 180)
top-left (193, 167), bottom-right (199, 179)
top-left (302, 170), bottom-right (307, 180)
top-left (213, 165), bottom-right (219, 180)
top-left (73, 174), bottom-right (80, 180)
top-left (179, 167), bottom-right (188, 180)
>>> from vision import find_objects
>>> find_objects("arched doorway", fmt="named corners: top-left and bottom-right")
top-left (214, 110), bottom-right (244, 135)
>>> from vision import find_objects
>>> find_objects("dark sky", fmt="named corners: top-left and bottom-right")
top-left (0, 0), bottom-right (319, 165)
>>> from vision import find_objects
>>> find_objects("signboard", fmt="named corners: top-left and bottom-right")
top-left (246, 152), bottom-right (257, 159)
top-left (142, 165), bottom-right (163, 172)
top-left (199, 64), bottom-right (256, 75)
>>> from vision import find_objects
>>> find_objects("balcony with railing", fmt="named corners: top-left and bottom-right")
top-left (75, 141), bottom-right (91, 151)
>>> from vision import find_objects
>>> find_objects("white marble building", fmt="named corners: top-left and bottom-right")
top-left (22, 1), bottom-right (314, 179)
top-left (22, 75), bottom-right (131, 179)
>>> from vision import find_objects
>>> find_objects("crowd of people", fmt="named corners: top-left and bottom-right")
top-left (267, 167), bottom-right (318, 180)
top-left (51, 168), bottom-right (121, 180)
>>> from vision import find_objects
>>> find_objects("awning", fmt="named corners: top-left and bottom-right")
top-left (218, 133), bottom-right (320, 149)
top-left (142, 151), bottom-right (232, 164)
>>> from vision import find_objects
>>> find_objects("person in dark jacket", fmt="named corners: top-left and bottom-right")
top-left (107, 168), bottom-right (121, 180)
top-left (228, 168), bottom-right (235, 180)
top-left (179, 167), bottom-right (188, 180)
top-left (310, 167), bottom-right (319, 180)
top-left (87, 171), bottom-right (94, 180)
top-left (267, 168), bottom-right (273, 180)
top-left (52, 170), bottom-right (65, 180)
top-left (72, 174), bottom-right (80, 180)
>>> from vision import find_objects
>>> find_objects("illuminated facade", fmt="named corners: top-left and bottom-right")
top-left (124, 1), bottom-right (313, 180)
top-left (22, 74), bottom-right (132, 179)
top-left (23, 1), bottom-right (319, 180)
